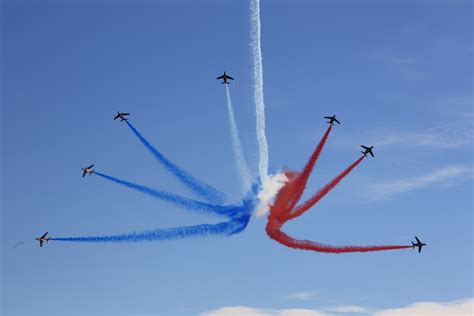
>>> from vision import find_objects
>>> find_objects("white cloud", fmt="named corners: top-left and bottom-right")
top-left (371, 51), bottom-right (428, 80)
top-left (286, 291), bottom-right (317, 301)
top-left (279, 310), bottom-right (327, 316)
top-left (374, 298), bottom-right (473, 316)
top-left (202, 298), bottom-right (473, 316)
top-left (202, 306), bottom-right (274, 316)
top-left (434, 96), bottom-right (473, 115)
top-left (333, 115), bottom-right (473, 152)
top-left (201, 307), bottom-right (326, 316)
top-left (365, 121), bottom-right (473, 149)
top-left (368, 165), bottom-right (471, 200)
top-left (326, 305), bottom-right (370, 314)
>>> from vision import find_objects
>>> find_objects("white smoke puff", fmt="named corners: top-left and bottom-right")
top-left (255, 172), bottom-right (288, 217)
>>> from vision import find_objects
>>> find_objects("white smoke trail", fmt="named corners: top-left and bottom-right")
top-left (225, 85), bottom-right (252, 194)
top-left (250, 0), bottom-right (269, 185)
top-left (255, 172), bottom-right (288, 217)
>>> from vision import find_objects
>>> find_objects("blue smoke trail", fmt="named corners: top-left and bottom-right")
top-left (51, 214), bottom-right (251, 243)
top-left (125, 120), bottom-right (226, 204)
top-left (95, 171), bottom-right (242, 218)
top-left (51, 178), bottom-right (260, 244)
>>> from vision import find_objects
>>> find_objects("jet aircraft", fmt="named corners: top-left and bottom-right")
top-left (324, 115), bottom-right (340, 126)
top-left (361, 145), bottom-right (375, 157)
top-left (35, 232), bottom-right (50, 247)
top-left (114, 111), bottom-right (130, 122)
top-left (412, 236), bottom-right (427, 253)
top-left (216, 71), bottom-right (234, 84)
top-left (81, 164), bottom-right (95, 177)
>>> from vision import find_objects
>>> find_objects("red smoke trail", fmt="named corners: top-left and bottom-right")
top-left (286, 125), bottom-right (332, 212)
top-left (270, 125), bottom-right (332, 222)
top-left (266, 132), bottom-right (411, 253)
top-left (287, 156), bottom-right (364, 220)
top-left (269, 171), bottom-right (300, 221)
top-left (266, 218), bottom-right (411, 253)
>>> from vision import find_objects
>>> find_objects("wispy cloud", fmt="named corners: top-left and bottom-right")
top-left (371, 50), bottom-right (428, 80)
top-left (201, 306), bottom-right (326, 316)
top-left (370, 122), bottom-right (473, 149)
top-left (286, 291), bottom-right (317, 301)
top-left (374, 298), bottom-right (473, 316)
top-left (332, 119), bottom-right (472, 152)
top-left (368, 165), bottom-right (472, 200)
top-left (434, 97), bottom-right (474, 120)
top-left (325, 305), bottom-right (370, 314)
top-left (202, 306), bottom-right (273, 316)
top-left (330, 96), bottom-right (473, 151)
top-left (201, 298), bottom-right (473, 316)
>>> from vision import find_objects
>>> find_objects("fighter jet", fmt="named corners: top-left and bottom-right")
top-left (81, 164), bottom-right (95, 177)
top-left (361, 145), bottom-right (375, 157)
top-left (324, 115), bottom-right (340, 126)
top-left (412, 236), bottom-right (427, 253)
top-left (35, 232), bottom-right (50, 248)
top-left (113, 111), bottom-right (130, 122)
top-left (216, 71), bottom-right (234, 84)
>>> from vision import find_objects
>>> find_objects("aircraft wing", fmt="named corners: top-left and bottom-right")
top-left (324, 116), bottom-right (332, 119)
top-left (334, 118), bottom-right (341, 124)
top-left (87, 164), bottom-right (94, 169)
top-left (361, 145), bottom-right (369, 150)
top-left (122, 113), bottom-right (130, 116)
top-left (41, 232), bottom-right (48, 238)
top-left (227, 75), bottom-right (234, 80)
top-left (216, 75), bottom-right (224, 80)
top-left (82, 170), bottom-right (87, 177)
top-left (114, 114), bottom-right (120, 120)
top-left (369, 151), bottom-right (374, 157)
top-left (40, 240), bottom-right (43, 247)
top-left (418, 246), bottom-right (422, 253)
top-left (415, 236), bottom-right (421, 243)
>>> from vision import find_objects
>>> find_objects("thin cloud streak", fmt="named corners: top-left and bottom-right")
top-left (201, 307), bottom-right (327, 316)
top-left (202, 298), bottom-right (473, 316)
top-left (374, 298), bottom-right (473, 316)
top-left (368, 165), bottom-right (472, 200)
top-left (325, 305), bottom-right (370, 314)
top-left (286, 291), bottom-right (317, 301)
top-left (370, 122), bottom-right (473, 149)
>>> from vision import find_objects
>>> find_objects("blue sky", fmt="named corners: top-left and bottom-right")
top-left (1, 1), bottom-right (472, 315)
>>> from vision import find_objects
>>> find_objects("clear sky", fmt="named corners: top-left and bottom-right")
top-left (1, 1), bottom-right (473, 316)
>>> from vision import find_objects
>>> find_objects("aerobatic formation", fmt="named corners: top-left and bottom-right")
top-left (35, 0), bottom-right (425, 255)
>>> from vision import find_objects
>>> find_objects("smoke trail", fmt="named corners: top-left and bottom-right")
top-left (258, 127), bottom-right (332, 220)
top-left (95, 172), bottom-right (242, 217)
top-left (267, 171), bottom-right (301, 221)
top-left (225, 85), bottom-right (252, 193)
top-left (51, 180), bottom-right (259, 244)
top-left (125, 120), bottom-right (226, 204)
top-left (51, 213), bottom-right (251, 243)
top-left (286, 125), bottom-right (332, 212)
top-left (265, 165), bottom-right (411, 253)
top-left (287, 156), bottom-right (364, 220)
top-left (265, 127), bottom-right (412, 253)
top-left (255, 171), bottom-right (288, 217)
top-left (266, 218), bottom-right (411, 253)
top-left (13, 242), bottom-right (24, 249)
top-left (250, 0), bottom-right (269, 184)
